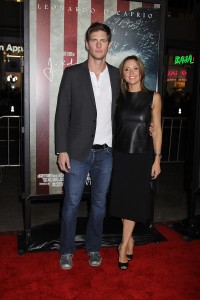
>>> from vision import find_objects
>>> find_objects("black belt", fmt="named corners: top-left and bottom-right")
top-left (92, 143), bottom-right (108, 150)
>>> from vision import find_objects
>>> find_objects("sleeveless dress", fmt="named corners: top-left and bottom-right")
top-left (110, 91), bottom-right (154, 222)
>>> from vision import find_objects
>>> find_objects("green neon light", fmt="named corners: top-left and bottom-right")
top-left (174, 54), bottom-right (194, 65)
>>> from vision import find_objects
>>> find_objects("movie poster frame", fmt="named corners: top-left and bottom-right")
top-left (22, 0), bottom-right (167, 249)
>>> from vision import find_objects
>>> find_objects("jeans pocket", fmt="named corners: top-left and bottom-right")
top-left (106, 146), bottom-right (113, 154)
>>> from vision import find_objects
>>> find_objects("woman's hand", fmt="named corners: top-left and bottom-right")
top-left (151, 159), bottom-right (161, 179)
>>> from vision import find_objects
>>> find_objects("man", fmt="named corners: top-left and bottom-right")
top-left (55, 22), bottom-right (120, 270)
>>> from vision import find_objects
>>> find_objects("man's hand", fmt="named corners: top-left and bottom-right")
top-left (57, 152), bottom-right (71, 172)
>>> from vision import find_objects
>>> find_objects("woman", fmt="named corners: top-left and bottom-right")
top-left (110, 55), bottom-right (162, 270)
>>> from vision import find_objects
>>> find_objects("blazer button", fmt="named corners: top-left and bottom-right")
top-left (91, 134), bottom-right (94, 137)
top-left (93, 120), bottom-right (96, 122)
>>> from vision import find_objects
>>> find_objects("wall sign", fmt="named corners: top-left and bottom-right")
top-left (174, 54), bottom-right (194, 65)
top-left (0, 44), bottom-right (24, 53)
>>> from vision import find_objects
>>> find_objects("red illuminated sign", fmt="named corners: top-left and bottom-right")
top-left (167, 69), bottom-right (187, 82)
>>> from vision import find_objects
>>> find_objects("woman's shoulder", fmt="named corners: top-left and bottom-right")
top-left (117, 92), bottom-right (126, 102)
top-left (144, 89), bottom-right (161, 101)
top-left (153, 91), bottom-right (161, 100)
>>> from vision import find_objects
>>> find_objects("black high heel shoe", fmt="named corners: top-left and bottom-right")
top-left (118, 244), bottom-right (128, 270)
top-left (118, 261), bottom-right (128, 270)
top-left (126, 254), bottom-right (134, 261)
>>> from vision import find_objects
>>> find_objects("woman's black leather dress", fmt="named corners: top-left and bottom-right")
top-left (110, 91), bottom-right (154, 222)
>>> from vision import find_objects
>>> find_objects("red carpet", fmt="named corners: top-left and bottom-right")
top-left (0, 224), bottom-right (200, 300)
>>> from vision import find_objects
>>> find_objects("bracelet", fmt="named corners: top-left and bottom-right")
top-left (154, 153), bottom-right (162, 157)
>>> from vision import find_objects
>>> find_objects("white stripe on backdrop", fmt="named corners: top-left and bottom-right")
top-left (29, 0), bottom-right (37, 194)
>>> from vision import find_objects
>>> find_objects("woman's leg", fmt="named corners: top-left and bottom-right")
top-left (121, 219), bottom-right (135, 256)
top-left (119, 219), bottom-right (136, 263)
top-left (127, 235), bottom-right (134, 256)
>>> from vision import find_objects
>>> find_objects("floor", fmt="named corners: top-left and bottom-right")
top-left (0, 163), bottom-right (200, 233)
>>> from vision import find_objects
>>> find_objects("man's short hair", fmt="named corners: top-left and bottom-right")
top-left (85, 22), bottom-right (112, 42)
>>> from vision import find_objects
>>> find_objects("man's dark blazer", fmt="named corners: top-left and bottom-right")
top-left (55, 60), bottom-right (120, 161)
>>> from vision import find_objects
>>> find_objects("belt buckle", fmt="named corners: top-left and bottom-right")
top-left (92, 144), bottom-right (108, 150)
top-left (103, 143), bottom-right (108, 149)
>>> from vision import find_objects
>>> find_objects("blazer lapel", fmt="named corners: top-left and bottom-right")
top-left (81, 61), bottom-right (96, 107)
top-left (80, 61), bottom-right (119, 117)
top-left (107, 63), bottom-right (117, 120)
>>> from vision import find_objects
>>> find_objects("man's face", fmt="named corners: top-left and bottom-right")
top-left (86, 30), bottom-right (111, 60)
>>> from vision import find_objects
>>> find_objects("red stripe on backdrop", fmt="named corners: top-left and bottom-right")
top-left (36, 0), bottom-right (50, 194)
top-left (142, 2), bottom-right (154, 8)
top-left (117, 0), bottom-right (130, 12)
top-left (64, 0), bottom-right (78, 68)
top-left (91, 0), bottom-right (104, 23)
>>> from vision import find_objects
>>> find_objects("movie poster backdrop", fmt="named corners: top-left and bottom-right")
top-left (25, 0), bottom-right (165, 197)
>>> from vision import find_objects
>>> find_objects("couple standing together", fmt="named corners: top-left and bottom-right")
top-left (55, 22), bottom-right (162, 270)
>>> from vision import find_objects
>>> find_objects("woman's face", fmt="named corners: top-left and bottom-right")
top-left (123, 59), bottom-right (141, 87)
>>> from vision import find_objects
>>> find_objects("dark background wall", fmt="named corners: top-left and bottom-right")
top-left (0, 0), bottom-right (23, 38)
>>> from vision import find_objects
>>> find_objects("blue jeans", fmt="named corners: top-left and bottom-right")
top-left (60, 147), bottom-right (113, 255)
